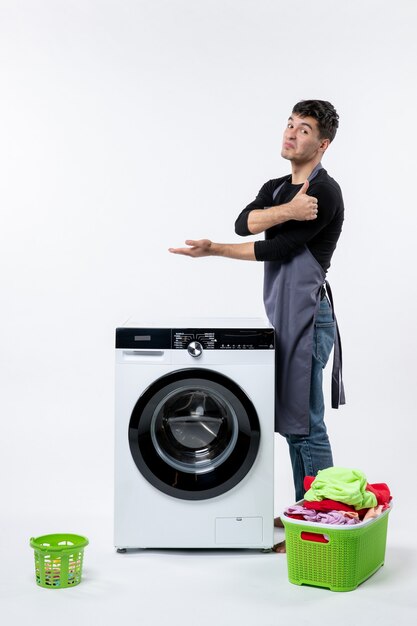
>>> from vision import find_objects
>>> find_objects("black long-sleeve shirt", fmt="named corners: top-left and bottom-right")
top-left (234, 168), bottom-right (344, 272)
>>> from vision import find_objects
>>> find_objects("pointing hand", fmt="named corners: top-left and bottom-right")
top-left (169, 239), bottom-right (213, 257)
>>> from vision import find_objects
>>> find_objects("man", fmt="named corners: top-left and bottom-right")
top-left (169, 100), bottom-right (345, 550)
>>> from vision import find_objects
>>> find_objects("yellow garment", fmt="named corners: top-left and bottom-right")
top-left (304, 467), bottom-right (378, 510)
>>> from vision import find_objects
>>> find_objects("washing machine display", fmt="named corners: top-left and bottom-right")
top-left (128, 368), bottom-right (260, 500)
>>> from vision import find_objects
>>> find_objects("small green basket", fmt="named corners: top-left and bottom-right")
top-left (282, 506), bottom-right (391, 592)
top-left (30, 534), bottom-right (89, 589)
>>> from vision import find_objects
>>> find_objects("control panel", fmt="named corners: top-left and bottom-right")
top-left (173, 329), bottom-right (274, 350)
top-left (116, 327), bottom-right (274, 350)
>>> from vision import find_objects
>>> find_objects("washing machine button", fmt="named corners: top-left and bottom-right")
top-left (187, 341), bottom-right (203, 358)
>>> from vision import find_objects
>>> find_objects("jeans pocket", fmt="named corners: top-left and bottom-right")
top-left (314, 321), bottom-right (336, 367)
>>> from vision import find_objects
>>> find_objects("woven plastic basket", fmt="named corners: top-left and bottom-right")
top-left (282, 506), bottom-right (391, 592)
top-left (30, 534), bottom-right (89, 589)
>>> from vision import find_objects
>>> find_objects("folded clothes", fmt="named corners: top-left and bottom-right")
top-left (303, 467), bottom-right (378, 510)
top-left (303, 476), bottom-right (392, 518)
top-left (302, 497), bottom-right (357, 513)
top-left (363, 505), bottom-right (384, 521)
top-left (285, 505), bottom-right (360, 525)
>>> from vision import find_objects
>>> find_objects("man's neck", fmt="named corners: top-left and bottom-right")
top-left (290, 159), bottom-right (322, 184)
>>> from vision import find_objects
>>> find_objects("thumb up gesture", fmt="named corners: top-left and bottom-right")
top-left (289, 180), bottom-right (318, 221)
top-left (297, 180), bottom-right (310, 196)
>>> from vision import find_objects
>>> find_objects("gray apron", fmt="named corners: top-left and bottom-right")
top-left (264, 164), bottom-right (345, 435)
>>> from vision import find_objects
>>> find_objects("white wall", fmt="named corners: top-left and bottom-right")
top-left (1, 0), bottom-right (415, 524)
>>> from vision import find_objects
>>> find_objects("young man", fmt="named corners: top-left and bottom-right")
top-left (169, 100), bottom-right (345, 550)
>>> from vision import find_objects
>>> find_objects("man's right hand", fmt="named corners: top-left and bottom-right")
top-left (288, 180), bottom-right (318, 221)
top-left (169, 239), bottom-right (213, 257)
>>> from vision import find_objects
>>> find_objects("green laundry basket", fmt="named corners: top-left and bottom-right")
top-left (30, 534), bottom-right (89, 589)
top-left (282, 506), bottom-right (391, 592)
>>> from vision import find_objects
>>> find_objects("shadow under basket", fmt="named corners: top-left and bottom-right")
top-left (282, 505), bottom-right (391, 592)
top-left (30, 534), bottom-right (89, 589)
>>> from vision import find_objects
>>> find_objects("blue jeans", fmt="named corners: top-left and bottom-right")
top-left (285, 297), bottom-right (335, 501)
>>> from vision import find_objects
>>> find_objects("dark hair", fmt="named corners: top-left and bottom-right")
top-left (292, 100), bottom-right (339, 142)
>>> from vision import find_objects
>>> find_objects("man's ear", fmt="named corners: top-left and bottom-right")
top-left (319, 138), bottom-right (330, 154)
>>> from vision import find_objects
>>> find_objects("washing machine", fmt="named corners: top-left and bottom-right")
top-left (114, 317), bottom-right (275, 550)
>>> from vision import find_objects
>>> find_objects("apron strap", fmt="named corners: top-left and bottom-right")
top-left (272, 180), bottom-right (287, 202)
top-left (324, 280), bottom-right (346, 408)
top-left (272, 162), bottom-right (323, 202)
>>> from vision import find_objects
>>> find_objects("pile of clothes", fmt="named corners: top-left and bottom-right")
top-left (285, 467), bottom-right (392, 526)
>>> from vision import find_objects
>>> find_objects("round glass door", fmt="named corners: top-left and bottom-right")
top-left (129, 369), bottom-right (260, 500)
top-left (151, 385), bottom-right (239, 474)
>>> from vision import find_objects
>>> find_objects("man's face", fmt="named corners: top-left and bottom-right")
top-left (281, 113), bottom-right (329, 164)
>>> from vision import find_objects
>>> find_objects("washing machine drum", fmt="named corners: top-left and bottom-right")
top-left (128, 369), bottom-right (261, 500)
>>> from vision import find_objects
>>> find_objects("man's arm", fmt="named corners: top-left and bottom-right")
top-left (254, 182), bottom-right (341, 262)
top-left (235, 180), bottom-right (318, 236)
top-left (169, 239), bottom-right (256, 260)
top-left (170, 182), bottom-right (341, 264)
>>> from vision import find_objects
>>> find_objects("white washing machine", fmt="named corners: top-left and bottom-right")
top-left (114, 317), bottom-right (275, 550)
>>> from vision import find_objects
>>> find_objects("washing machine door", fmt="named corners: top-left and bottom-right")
top-left (128, 369), bottom-right (260, 500)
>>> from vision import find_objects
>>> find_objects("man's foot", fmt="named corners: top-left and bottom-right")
top-left (272, 540), bottom-right (286, 553)
top-left (274, 517), bottom-right (284, 528)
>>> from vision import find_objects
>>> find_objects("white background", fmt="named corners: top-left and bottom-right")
top-left (1, 1), bottom-right (416, 623)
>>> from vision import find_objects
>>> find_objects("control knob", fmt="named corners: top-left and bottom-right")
top-left (187, 341), bottom-right (203, 358)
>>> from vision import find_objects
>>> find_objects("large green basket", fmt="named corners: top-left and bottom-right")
top-left (282, 506), bottom-right (391, 592)
top-left (30, 534), bottom-right (89, 589)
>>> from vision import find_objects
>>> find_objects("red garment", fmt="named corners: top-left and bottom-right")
top-left (365, 483), bottom-right (392, 506)
top-left (304, 476), bottom-right (314, 491)
top-left (301, 531), bottom-right (329, 544)
top-left (302, 499), bottom-right (356, 513)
